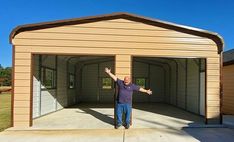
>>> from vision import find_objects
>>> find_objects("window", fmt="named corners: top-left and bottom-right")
top-left (135, 78), bottom-right (146, 88)
top-left (102, 77), bottom-right (112, 89)
top-left (41, 67), bottom-right (56, 89)
top-left (69, 74), bottom-right (75, 89)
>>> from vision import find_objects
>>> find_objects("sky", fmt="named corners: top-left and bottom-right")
top-left (0, 0), bottom-right (234, 67)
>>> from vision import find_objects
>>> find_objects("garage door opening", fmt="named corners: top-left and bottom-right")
top-left (31, 54), bottom-right (207, 129)
top-left (32, 54), bottom-right (116, 129)
top-left (131, 57), bottom-right (206, 128)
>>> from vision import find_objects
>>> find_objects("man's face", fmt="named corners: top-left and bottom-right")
top-left (124, 76), bottom-right (131, 85)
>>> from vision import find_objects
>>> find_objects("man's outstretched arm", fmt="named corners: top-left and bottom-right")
top-left (105, 67), bottom-right (117, 82)
top-left (139, 88), bottom-right (152, 95)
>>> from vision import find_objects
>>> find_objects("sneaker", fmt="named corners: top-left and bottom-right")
top-left (124, 124), bottom-right (130, 129)
top-left (115, 124), bottom-right (121, 129)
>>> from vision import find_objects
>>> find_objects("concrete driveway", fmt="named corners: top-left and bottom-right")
top-left (1, 127), bottom-right (234, 142)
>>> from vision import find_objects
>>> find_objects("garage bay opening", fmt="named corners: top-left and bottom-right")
top-left (32, 55), bottom-right (115, 129)
top-left (31, 55), bottom-right (206, 129)
top-left (131, 57), bottom-right (206, 128)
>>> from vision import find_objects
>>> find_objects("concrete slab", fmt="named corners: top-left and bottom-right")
top-left (223, 115), bottom-right (234, 128)
top-left (29, 103), bottom-right (205, 130)
top-left (132, 103), bottom-right (204, 129)
top-left (124, 128), bottom-right (199, 142)
top-left (33, 107), bottom-right (114, 129)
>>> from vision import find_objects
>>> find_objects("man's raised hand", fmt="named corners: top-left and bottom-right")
top-left (105, 67), bottom-right (111, 74)
top-left (146, 89), bottom-right (152, 95)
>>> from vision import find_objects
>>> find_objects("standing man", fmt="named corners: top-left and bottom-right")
top-left (105, 67), bottom-right (152, 129)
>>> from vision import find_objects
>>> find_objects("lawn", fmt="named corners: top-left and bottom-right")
top-left (0, 93), bottom-right (11, 131)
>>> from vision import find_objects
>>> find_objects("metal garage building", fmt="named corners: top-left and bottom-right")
top-left (10, 13), bottom-right (223, 128)
top-left (223, 49), bottom-right (234, 115)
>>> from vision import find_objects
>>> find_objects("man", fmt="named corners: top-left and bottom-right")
top-left (105, 67), bottom-right (152, 129)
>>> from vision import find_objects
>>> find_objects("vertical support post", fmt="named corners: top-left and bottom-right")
top-left (115, 54), bottom-right (131, 127)
top-left (13, 50), bottom-right (32, 127)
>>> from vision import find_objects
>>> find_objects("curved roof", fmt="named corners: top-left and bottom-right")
top-left (223, 49), bottom-right (234, 65)
top-left (10, 12), bottom-right (224, 53)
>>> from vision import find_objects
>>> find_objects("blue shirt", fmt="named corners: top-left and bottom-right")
top-left (116, 78), bottom-right (140, 104)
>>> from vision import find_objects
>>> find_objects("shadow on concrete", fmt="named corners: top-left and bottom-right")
top-left (133, 103), bottom-right (204, 123)
top-left (182, 127), bottom-right (234, 142)
top-left (68, 103), bottom-right (114, 126)
top-left (78, 107), bottom-right (114, 126)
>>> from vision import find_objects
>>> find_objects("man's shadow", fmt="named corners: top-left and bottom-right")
top-left (76, 106), bottom-right (115, 126)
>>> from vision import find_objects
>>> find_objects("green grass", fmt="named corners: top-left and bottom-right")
top-left (0, 93), bottom-right (11, 131)
top-left (0, 86), bottom-right (11, 90)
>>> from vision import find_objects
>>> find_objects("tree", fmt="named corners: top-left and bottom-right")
top-left (0, 66), bottom-right (12, 86)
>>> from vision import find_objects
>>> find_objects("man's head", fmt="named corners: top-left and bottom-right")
top-left (124, 76), bottom-right (131, 85)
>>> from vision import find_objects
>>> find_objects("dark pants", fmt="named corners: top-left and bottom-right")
top-left (116, 103), bottom-right (131, 126)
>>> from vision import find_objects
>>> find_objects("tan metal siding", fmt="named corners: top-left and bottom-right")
top-left (14, 34), bottom-right (215, 46)
top-left (13, 19), bottom-right (217, 56)
top-left (15, 45), bottom-right (218, 57)
top-left (13, 19), bottom-right (216, 45)
top-left (115, 55), bottom-right (131, 80)
top-left (12, 39), bottom-right (217, 54)
top-left (206, 57), bottom-right (220, 123)
top-left (13, 51), bottom-right (31, 127)
top-left (223, 64), bottom-right (234, 114)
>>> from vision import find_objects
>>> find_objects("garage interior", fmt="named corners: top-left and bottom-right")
top-left (32, 54), bottom-right (206, 129)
